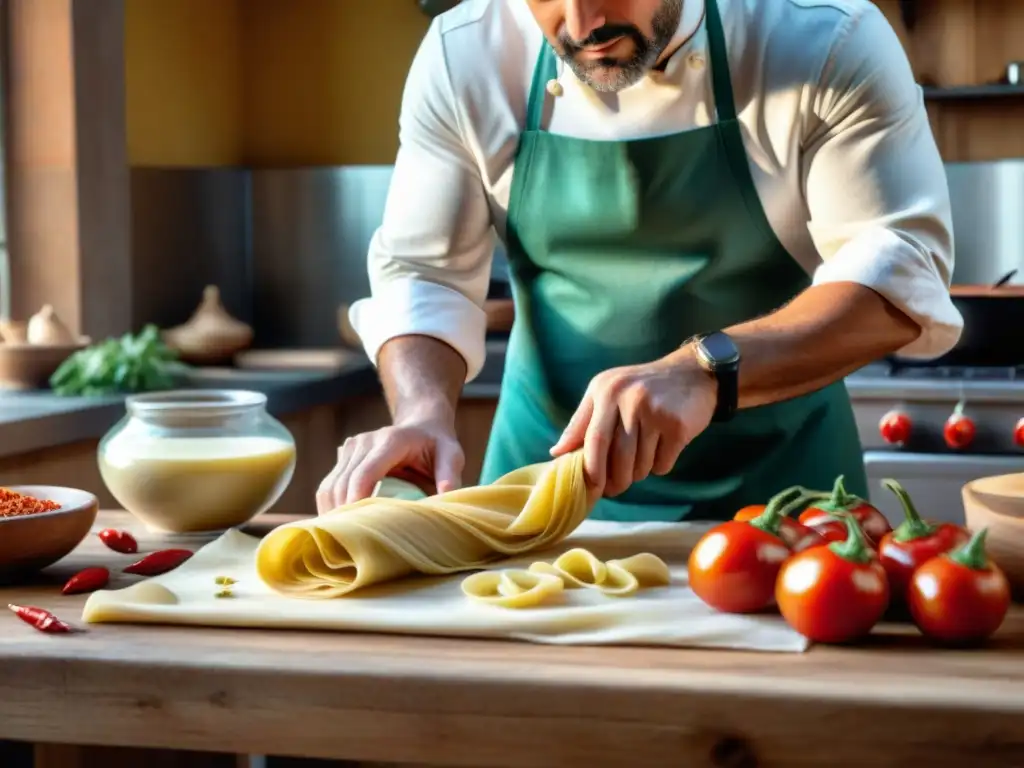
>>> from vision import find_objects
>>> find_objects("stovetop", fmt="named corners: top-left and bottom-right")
top-left (846, 362), bottom-right (1024, 403)
top-left (881, 364), bottom-right (1024, 381)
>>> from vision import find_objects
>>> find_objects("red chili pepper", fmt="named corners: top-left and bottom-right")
top-left (776, 514), bottom-right (890, 644)
top-left (907, 528), bottom-right (1010, 644)
top-left (123, 548), bottom-right (193, 576)
top-left (797, 475), bottom-right (892, 546)
top-left (877, 479), bottom-right (970, 601)
top-left (8, 603), bottom-right (73, 634)
top-left (98, 528), bottom-right (138, 554)
top-left (689, 487), bottom-right (807, 614)
top-left (61, 566), bottom-right (111, 595)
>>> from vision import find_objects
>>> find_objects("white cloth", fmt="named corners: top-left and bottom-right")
top-left (82, 520), bottom-right (808, 652)
top-left (350, 0), bottom-right (961, 382)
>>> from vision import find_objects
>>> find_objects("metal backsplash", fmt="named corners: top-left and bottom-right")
top-left (248, 166), bottom-right (509, 348)
top-left (249, 167), bottom-right (390, 347)
top-left (946, 159), bottom-right (1024, 286)
top-left (128, 160), bottom-right (1020, 349)
top-left (130, 168), bottom-right (251, 330)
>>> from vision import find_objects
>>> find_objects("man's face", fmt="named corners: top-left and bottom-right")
top-left (527, 0), bottom-right (683, 92)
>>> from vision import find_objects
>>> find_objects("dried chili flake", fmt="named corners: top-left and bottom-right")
top-left (0, 488), bottom-right (61, 518)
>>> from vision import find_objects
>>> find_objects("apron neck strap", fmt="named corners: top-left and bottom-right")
top-left (524, 0), bottom-right (737, 129)
top-left (526, 45), bottom-right (558, 132)
top-left (704, 0), bottom-right (737, 123)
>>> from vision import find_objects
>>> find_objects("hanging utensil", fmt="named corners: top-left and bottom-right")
top-left (993, 269), bottom-right (1018, 288)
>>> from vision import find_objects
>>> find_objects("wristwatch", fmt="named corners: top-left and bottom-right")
top-left (693, 331), bottom-right (740, 423)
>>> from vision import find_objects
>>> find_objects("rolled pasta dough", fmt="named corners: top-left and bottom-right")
top-left (256, 451), bottom-right (590, 598)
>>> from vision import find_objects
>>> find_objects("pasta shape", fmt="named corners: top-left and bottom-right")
top-left (464, 549), bottom-right (672, 608)
top-left (460, 569), bottom-right (565, 608)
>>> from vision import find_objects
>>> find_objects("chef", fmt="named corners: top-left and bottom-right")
top-left (316, 0), bottom-right (962, 521)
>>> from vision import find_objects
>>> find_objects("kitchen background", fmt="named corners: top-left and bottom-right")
top-left (1, 0), bottom-right (1023, 520)
top-left (8, 0), bottom-right (1023, 342)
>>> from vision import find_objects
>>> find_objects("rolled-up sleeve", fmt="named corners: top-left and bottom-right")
top-left (802, 4), bottom-right (963, 359)
top-left (348, 21), bottom-right (493, 381)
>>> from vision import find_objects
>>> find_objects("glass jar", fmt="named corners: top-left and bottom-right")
top-left (98, 390), bottom-right (296, 534)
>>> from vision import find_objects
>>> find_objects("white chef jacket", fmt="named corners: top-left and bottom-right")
top-left (349, 0), bottom-right (963, 382)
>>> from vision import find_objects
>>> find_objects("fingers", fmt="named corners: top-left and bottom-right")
top-left (316, 439), bottom-right (357, 514)
top-left (314, 425), bottom-right (465, 512)
top-left (344, 440), bottom-right (408, 504)
top-left (315, 433), bottom-right (404, 512)
top-left (550, 393), bottom-right (594, 456)
top-left (633, 420), bottom-right (659, 483)
top-left (582, 396), bottom-right (619, 493)
top-left (433, 438), bottom-right (465, 493)
top-left (652, 426), bottom-right (687, 476)
top-left (605, 420), bottom-right (638, 498)
top-left (315, 462), bottom-right (344, 515)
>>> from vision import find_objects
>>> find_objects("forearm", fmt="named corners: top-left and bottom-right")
top-left (720, 282), bottom-right (921, 408)
top-left (378, 334), bottom-right (467, 427)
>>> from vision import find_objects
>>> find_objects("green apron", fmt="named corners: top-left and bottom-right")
top-left (480, 0), bottom-right (867, 522)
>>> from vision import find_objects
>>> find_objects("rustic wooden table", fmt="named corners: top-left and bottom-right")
top-left (1, 511), bottom-right (1022, 768)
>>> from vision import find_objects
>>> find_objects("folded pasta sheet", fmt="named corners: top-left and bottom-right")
top-left (256, 451), bottom-right (590, 598)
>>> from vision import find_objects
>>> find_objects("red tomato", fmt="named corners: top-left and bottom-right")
top-left (798, 475), bottom-right (892, 546)
top-left (908, 528), bottom-right (1010, 644)
top-left (877, 478), bottom-right (970, 600)
top-left (776, 515), bottom-right (890, 643)
top-left (879, 410), bottom-right (912, 445)
top-left (943, 412), bottom-right (976, 451)
top-left (734, 504), bottom-right (824, 553)
top-left (734, 504), bottom-right (765, 519)
top-left (690, 488), bottom-right (808, 614)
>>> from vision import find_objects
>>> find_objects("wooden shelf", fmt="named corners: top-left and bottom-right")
top-left (923, 85), bottom-right (1024, 101)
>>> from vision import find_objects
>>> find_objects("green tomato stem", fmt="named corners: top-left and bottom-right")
top-left (748, 486), bottom-right (811, 536)
top-left (826, 474), bottom-right (861, 511)
top-left (948, 527), bottom-right (990, 571)
top-left (828, 513), bottom-right (874, 564)
top-left (882, 478), bottom-right (935, 542)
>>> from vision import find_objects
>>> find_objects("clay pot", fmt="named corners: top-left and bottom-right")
top-left (163, 286), bottom-right (253, 365)
top-left (26, 304), bottom-right (75, 345)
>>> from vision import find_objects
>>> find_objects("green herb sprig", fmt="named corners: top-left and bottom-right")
top-left (49, 324), bottom-right (186, 396)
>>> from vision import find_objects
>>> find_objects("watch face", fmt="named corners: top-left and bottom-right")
top-left (700, 332), bottom-right (740, 366)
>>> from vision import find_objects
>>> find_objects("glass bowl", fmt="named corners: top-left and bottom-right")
top-left (98, 390), bottom-right (296, 534)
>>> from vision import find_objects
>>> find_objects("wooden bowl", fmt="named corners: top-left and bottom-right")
top-left (0, 337), bottom-right (89, 390)
top-left (962, 474), bottom-right (1024, 601)
top-left (0, 486), bottom-right (99, 578)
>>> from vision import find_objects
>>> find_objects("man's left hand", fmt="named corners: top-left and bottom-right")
top-left (549, 346), bottom-right (718, 498)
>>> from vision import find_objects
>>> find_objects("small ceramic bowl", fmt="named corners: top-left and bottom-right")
top-left (962, 473), bottom-right (1024, 600)
top-left (0, 486), bottom-right (99, 578)
top-left (0, 337), bottom-right (90, 390)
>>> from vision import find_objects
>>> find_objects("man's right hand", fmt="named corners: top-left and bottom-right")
top-left (315, 419), bottom-right (465, 514)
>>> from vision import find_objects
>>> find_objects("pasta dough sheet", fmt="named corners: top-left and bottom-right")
top-left (82, 520), bottom-right (809, 652)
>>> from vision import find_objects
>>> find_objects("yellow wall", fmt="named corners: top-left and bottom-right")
top-left (125, 0), bottom-right (244, 166)
top-left (125, 0), bottom-right (429, 167)
top-left (241, 0), bottom-right (430, 166)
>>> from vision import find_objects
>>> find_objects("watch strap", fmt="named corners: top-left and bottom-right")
top-left (712, 364), bottom-right (738, 422)
top-left (694, 332), bottom-right (740, 423)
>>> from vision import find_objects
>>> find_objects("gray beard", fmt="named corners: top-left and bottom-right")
top-left (557, 0), bottom-right (683, 93)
